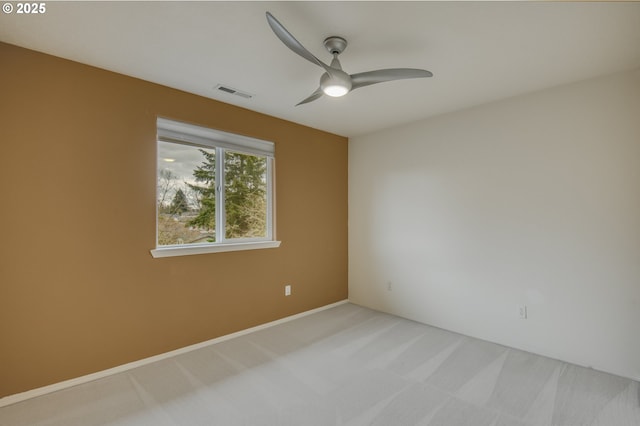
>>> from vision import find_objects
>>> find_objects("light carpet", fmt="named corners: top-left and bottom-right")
top-left (1, 303), bottom-right (639, 425)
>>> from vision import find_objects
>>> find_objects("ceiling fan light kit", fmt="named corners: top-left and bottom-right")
top-left (321, 74), bottom-right (351, 97)
top-left (266, 12), bottom-right (433, 106)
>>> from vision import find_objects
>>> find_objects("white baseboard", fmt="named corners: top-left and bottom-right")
top-left (0, 299), bottom-right (349, 408)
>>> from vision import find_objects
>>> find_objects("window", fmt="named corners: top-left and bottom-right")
top-left (151, 118), bottom-right (279, 258)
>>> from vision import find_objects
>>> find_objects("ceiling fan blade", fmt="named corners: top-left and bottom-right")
top-left (296, 87), bottom-right (324, 106)
top-left (266, 12), bottom-right (333, 74)
top-left (351, 68), bottom-right (433, 90)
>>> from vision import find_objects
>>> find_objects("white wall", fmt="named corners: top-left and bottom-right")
top-left (349, 68), bottom-right (640, 380)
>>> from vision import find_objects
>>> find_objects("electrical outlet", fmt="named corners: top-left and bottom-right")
top-left (285, 285), bottom-right (291, 296)
top-left (518, 305), bottom-right (527, 319)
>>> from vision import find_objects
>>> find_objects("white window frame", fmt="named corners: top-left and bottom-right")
top-left (151, 117), bottom-right (280, 258)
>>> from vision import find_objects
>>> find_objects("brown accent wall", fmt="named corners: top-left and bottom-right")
top-left (0, 42), bottom-right (348, 398)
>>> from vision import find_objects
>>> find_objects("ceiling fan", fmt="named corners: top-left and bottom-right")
top-left (266, 12), bottom-right (433, 106)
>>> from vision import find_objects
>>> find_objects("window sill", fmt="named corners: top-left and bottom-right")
top-left (150, 240), bottom-right (281, 258)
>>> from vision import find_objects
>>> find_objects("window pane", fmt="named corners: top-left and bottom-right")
top-left (224, 150), bottom-right (268, 239)
top-left (157, 141), bottom-right (216, 246)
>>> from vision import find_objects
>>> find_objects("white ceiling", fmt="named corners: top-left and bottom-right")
top-left (2, 1), bottom-right (640, 137)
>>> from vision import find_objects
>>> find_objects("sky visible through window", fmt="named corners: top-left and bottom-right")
top-left (158, 141), bottom-right (214, 196)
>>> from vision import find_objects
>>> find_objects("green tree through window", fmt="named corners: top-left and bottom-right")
top-left (186, 150), bottom-right (267, 239)
top-left (187, 149), bottom-right (217, 231)
top-left (225, 151), bottom-right (267, 238)
top-left (169, 189), bottom-right (189, 215)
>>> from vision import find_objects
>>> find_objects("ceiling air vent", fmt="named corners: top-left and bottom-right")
top-left (214, 84), bottom-right (253, 99)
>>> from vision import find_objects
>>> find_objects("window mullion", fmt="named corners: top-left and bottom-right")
top-left (215, 147), bottom-right (225, 243)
